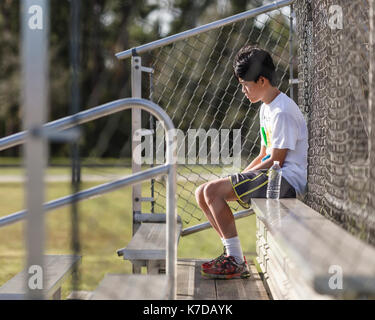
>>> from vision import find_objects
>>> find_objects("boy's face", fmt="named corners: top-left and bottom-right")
top-left (239, 77), bottom-right (266, 103)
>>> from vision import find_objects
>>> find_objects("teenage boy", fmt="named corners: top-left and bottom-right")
top-left (195, 45), bottom-right (308, 279)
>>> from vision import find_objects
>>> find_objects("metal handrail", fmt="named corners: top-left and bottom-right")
top-left (115, 0), bottom-right (294, 60)
top-left (0, 98), bottom-right (178, 300)
top-left (0, 98), bottom-right (170, 152)
top-left (0, 164), bottom-right (170, 227)
top-left (181, 208), bottom-right (254, 236)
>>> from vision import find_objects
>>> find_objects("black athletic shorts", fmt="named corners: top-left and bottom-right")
top-left (228, 169), bottom-right (296, 209)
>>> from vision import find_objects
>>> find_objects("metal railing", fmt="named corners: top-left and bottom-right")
top-left (0, 98), bottom-right (178, 299)
top-left (116, 0), bottom-right (295, 60)
top-left (0, 98), bottom-right (171, 152)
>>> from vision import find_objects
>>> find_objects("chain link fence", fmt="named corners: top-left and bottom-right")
top-left (295, 0), bottom-right (374, 245)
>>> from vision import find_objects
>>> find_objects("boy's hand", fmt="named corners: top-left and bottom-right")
top-left (241, 146), bottom-right (267, 173)
top-left (246, 148), bottom-right (288, 171)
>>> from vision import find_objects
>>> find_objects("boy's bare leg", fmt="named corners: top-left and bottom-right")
top-left (203, 177), bottom-right (239, 239)
top-left (197, 177), bottom-right (246, 265)
top-left (195, 183), bottom-right (224, 238)
top-left (201, 177), bottom-right (247, 265)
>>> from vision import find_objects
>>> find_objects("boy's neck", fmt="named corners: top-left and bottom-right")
top-left (262, 87), bottom-right (281, 105)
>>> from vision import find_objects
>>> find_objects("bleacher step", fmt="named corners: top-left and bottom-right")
top-left (0, 255), bottom-right (81, 300)
top-left (117, 222), bottom-right (182, 260)
top-left (91, 274), bottom-right (168, 300)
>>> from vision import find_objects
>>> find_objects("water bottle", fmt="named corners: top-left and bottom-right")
top-left (266, 161), bottom-right (282, 199)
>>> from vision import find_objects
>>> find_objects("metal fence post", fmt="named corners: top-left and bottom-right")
top-left (69, 0), bottom-right (81, 296)
top-left (131, 55), bottom-right (142, 273)
top-left (22, 0), bottom-right (49, 300)
top-left (289, 4), bottom-right (294, 100)
top-left (370, 0), bottom-right (375, 214)
top-left (166, 137), bottom-right (177, 300)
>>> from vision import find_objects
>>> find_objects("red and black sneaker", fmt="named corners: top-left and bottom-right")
top-left (201, 255), bottom-right (251, 279)
top-left (201, 246), bottom-right (227, 270)
top-left (201, 250), bottom-right (248, 271)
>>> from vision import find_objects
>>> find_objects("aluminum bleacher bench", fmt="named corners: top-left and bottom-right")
top-left (117, 217), bottom-right (182, 274)
top-left (252, 198), bottom-right (375, 299)
top-left (0, 255), bottom-right (81, 300)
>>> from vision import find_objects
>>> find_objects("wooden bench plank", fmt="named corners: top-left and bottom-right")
top-left (177, 259), bottom-right (216, 300)
top-left (252, 198), bottom-right (375, 297)
top-left (177, 258), bottom-right (268, 300)
top-left (193, 260), bottom-right (218, 300)
top-left (216, 279), bottom-right (248, 299)
top-left (91, 274), bottom-right (168, 300)
top-left (0, 255), bottom-right (81, 300)
top-left (215, 257), bottom-right (269, 300)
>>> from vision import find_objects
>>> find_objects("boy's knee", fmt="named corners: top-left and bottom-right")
top-left (195, 184), bottom-right (206, 203)
top-left (203, 183), bottom-right (219, 205)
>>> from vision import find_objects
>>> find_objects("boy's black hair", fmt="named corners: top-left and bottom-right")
top-left (233, 45), bottom-right (277, 86)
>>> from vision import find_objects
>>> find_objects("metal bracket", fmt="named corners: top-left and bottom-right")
top-left (141, 66), bottom-right (154, 74)
top-left (131, 48), bottom-right (138, 56)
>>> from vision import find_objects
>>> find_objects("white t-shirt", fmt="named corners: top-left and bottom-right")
top-left (259, 92), bottom-right (308, 195)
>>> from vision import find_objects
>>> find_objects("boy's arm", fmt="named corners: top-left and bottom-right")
top-left (249, 111), bottom-right (296, 171)
top-left (242, 145), bottom-right (267, 173)
top-left (249, 148), bottom-right (288, 171)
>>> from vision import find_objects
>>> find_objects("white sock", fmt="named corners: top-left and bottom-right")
top-left (221, 237), bottom-right (227, 252)
top-left (225, 236), bottom-right (244, 264)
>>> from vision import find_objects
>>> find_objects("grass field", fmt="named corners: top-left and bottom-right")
top-left (0, 165), bottom-right (257, 299)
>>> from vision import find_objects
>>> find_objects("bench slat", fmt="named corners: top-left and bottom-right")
top-left (91, 274), bottom-right (168, 300)
top-left (256, 216), bottom-right (331, 299)
top-left (0, 255), bottom-right (81, 300)
top-left (252, 198), bottom-right (375, 297)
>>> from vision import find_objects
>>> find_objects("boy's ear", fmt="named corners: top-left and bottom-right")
top-left (259, 76), bottom-right (269, 86)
